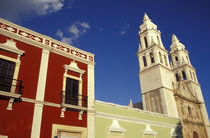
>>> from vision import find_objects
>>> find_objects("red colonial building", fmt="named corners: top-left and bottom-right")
top-left (0, 18), bottom-right (95, 138)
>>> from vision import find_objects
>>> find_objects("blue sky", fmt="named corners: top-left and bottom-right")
top-left (1, 0), bottom-right (210, 117)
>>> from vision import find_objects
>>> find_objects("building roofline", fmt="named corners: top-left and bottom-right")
top-left (95, 100), bottom-right (181, 120)
top-left (0, 18), bottom-right (94, 64)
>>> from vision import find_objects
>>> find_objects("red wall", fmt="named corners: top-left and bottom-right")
top-left (0, 100), bottom-right (34, 138)
top-left (0, 34), bottom-right (42, 138)
top-left (0, 33), bottom-right (89, 138)
top-left (0, 34), bottom-right (42, 99)
top-left (41, 52), bottom-right (88, 138)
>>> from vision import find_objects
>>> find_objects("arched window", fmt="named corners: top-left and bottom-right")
top-left (143, 56), bottom-right (147, 67)
top-left (159, 52), bottom-right (163, 63)
top-left (193, 72), bottom-right (197, 82)
top-left (157, 36), bottom-right (161, 46)
top-left (186, 56), bottom-right (189, 64)
top-left (150, 52), bottom-right (154, 63)
top-left (175, 56), bottom-right (178, 61)
top-left (189, 70), bottom-right (193, 80)
top-left (182, 71), bottom-right (187, 80)
top-left (193, 131), bottom-right (199, 138)
top-left (144, 36), bottom-right (148, 48)
top-left (188, 106), bottom-right (192, 116)
top-left (164, 55), bottom-right (168, 66)
top-left (175, 73), bottom-right (179, 82)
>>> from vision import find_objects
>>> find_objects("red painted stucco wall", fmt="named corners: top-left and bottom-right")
top-left (0, 34), bottom-right (42, 138)
top-left (41, 52), bottom-right (88, 138)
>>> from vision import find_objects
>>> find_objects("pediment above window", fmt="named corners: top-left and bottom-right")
top-left (0, 39), bottom-right (25, 56)
top-left (143, 124), bottom-right (157, 135)
top-left (64, 60), bottom-right (85, 74)
top-left (108, 120), bottom-right (126, 133)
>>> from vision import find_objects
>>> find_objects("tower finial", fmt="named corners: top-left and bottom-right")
top-left (143, 13), bottom-right (151, 22)
top-left (172, 33), bottom-right (179, 43)
top-left (128, 99), bottom-right (133, 108)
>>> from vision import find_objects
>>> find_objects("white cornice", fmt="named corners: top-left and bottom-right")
top-left (137, 43), bottom-right (168, 55)
top-left (96, 111), bottom-right (179, 128)
top-left (0, 18), bottom-right (95, 64)
top-left (139, 63), bottom-right (172, 74)
top-left (95, 100), bottom-right (180, 120)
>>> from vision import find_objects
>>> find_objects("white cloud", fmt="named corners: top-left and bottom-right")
top-left (120, 24), bottom-right (130, 35)
top-left (56, 21), bottom-right (90, 45)
top-left (56, 30), bottom-right (64, 38)
top-left (0, 0), bottom-right (65, 21)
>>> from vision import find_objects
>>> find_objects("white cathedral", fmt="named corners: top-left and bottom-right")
top-left (137, 13), bottom-right (210, 138)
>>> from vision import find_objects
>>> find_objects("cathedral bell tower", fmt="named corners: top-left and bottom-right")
top-left (169, 34), bottom-right (210, 137)
top-left (137, 14), bottom-right (178, 118)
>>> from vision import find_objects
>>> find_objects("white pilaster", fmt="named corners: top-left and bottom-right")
top-left (31, 45), bottom-right (51, 138)
top-left (87, 64), bottom-right (95, 138)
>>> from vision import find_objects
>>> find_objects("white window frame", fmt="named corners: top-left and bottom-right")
top-left (52, 124), bottom-right (87, 138)
top-left (60, 60), bottom-right (86, 118)
top-left (0, 39), bottom-right (25, 110)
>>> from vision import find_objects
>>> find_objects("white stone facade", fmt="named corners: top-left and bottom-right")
top-left (137, 14), bottom-right (210, 137)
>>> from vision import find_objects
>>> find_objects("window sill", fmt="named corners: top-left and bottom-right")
top-left (0, 90), bottom-right (22, 110)
top-left (0, 90), bottom-right (21, 99)
top-left (60, 103), bottom-right (87, 119)
top-left (61, 103), bottom-right (87, 111)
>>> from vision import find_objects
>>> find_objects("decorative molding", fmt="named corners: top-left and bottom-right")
top-left (139, 62), bottom-right (172, 74)
top-left (170, 128), bottom-right (178, 137)
top-left (96, 111), bottom-right (179, 128)
top-left (95, 100), bottom-right (181, 120)
top-left (87, 64), bottom-right (95, 138)
top-left (78, 111), bottom-right (84, 120)
top-left (0, 18), bottom-right (94, 63)
top-left (60, 107), bottom-right (66, 118)
top-left (108, 120), bottom-right (126, 133)
top-left (64, 60), bottom-right (85, 74)
top-left (52, 124), bottom-right (87, 138)
top-left (143, 124), bottom-right (157, 135)
top-left (137, 43), bottom-right (168, 55)
top-left (0, 39), bottom-right (25, 56)
top-left (0, 91), bottom-right (21, 99)
top-left (0, 135), bottom-right (8, 138)
top-left (31, 46), bottom-right (50, 138)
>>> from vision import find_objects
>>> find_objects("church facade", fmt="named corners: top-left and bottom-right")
top-left (137, 14), bottom-right (210, 138)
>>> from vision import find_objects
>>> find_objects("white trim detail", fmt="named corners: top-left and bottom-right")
top-left (0, 18), bottom-right (95, 63)
top-left (60, 65), bottom-right (85, 118)
top-left (31, 45), bottom-right (51, 138)
top-left (143, 124), bottom-right (157, 135)
top-left (0, 135), bottom-right (8, 138)
top-left (64, 60), bottom-right (85, 74)
top-left (96, 111), bottom-right (179, 128)
top-left (0, 39), bottom-right (25, 57)
top-left (52, 124), bottom-right (87, 138)
top-left (0, 52), bottom-right (23, 110)
top-left (95, 100), bottom-right (180, 120)
top-left (108, 120), bottom-right (126, 133)
top-left (87, 64), bottom-right (95, 138)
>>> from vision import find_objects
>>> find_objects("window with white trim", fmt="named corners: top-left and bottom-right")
top-left (58, 131), bottom-right (81, 138)
top-left (0, 58), bottom-right (15, 92)
top-left (0, 39), bottom-right (25, 110)
top-left (52, 124), bottom-right (87, 138)
top-left (60, 60), bottom-right (87, 118)
top-left (62, 74), bottom-right (83, 107)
